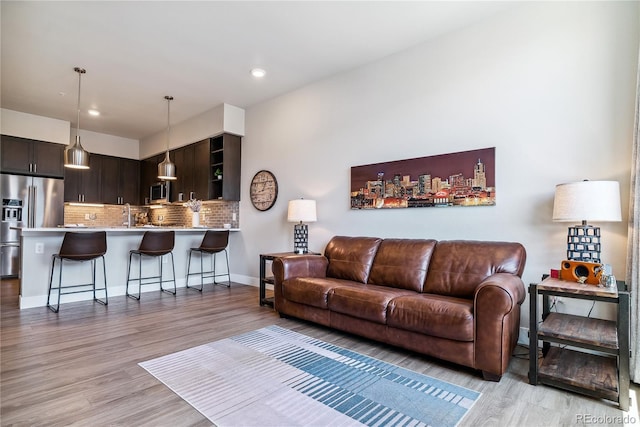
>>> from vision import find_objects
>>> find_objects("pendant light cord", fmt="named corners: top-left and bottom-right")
top-left (77, 72), bottom-right (81, 132)
top-left (165, 95), bottom-right (173, 152)
top-left (74, 67), bottom-right (86, 140)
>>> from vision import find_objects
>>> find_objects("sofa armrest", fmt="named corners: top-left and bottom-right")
top-left (476, 272), bottom-right (526, 308)
top-left (273, 254), bottom-right (328, 285)
top-left (474, 272), bottom-right (526, 378)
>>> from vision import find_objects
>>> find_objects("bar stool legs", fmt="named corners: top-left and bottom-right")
top-left (186, 230), bottom-right (231, 291)
top-left (126, 252), bottom-right (177, 300)
top-left (185, 247), bottom-right (231, 291)
top-left (46, 231), bottom-right (108, 313)
top-left (47, 255), bottom-right (108, 313)
top-left (125, 231), bottom-right (176, 300)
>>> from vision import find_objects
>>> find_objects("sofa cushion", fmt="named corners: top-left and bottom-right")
top-left (328, 283), bottom-right (415, 324)
top-left (368, 238), bottom-right (437, 292)
top-left (424, 240), bottom-right (527, 299)
top-left (282, 277), bottom-right (349, 309)
top-left (325, 236), bottom-right (382, 283)
top-left (387, 294), bottom-right (474, 342)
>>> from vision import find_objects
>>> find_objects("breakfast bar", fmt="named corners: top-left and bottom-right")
top-left (18, 227), bottom-right (239, 309)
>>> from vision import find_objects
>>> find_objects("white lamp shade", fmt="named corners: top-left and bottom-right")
top-left (552, 180), bottom-right (621, 222)
top-left (287, 199), bottom-right (317, 223)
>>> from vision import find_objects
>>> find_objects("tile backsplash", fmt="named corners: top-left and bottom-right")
top-left (64, 201), bottom-right (239, 228)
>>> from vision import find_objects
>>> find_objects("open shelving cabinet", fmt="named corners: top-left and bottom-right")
top-left (209, 134), bottom-right (241, 201)
top-left (528, 276), bottom-right (630, 411)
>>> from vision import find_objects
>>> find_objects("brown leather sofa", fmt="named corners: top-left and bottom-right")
top-left (273, 235), bottom-right (527, 381)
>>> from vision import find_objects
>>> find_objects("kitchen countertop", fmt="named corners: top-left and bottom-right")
top-left (17, 227), bottom-right (240, 234)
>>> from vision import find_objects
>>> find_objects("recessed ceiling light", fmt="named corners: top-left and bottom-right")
top-left (88, 109), bottom-right (100, 116)
top-left (251, 68), bottom-right (266, 78)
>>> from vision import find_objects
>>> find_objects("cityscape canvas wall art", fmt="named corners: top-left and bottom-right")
top-left (350, 147), bottom-right (495, 209)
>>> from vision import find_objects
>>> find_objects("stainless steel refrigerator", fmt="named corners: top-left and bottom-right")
top-left (1, 174), bottom-right (64, 277)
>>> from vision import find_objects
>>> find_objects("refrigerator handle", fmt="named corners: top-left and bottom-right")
top-left (27, 186), bottom-right (31, 228)
top-left (29, 186), bottom-right (36, 228)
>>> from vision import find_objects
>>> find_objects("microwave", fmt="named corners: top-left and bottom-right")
top-left (150, 182), bottom-right (170, 203)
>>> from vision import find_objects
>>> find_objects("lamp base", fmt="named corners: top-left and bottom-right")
top-left (293, 223), bottom-right (309, 254)
top-left (566, 224), bottom-right (601, 263)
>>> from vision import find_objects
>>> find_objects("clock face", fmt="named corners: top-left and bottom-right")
top-left (250, 170), bottom-right (278, 211)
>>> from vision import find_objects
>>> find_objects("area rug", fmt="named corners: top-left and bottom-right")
top-left (139, 325), bottom-right (480, 426)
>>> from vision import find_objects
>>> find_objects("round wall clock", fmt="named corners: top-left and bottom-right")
top-left (250, 170), bottom-right (278, 211)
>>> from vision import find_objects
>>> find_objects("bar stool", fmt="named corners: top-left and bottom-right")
top-left (126, 231), bottom-right (176, 300)
top-left (47, 231), bottom-right (108, 313)
top-left (186, 230), bottom-right (231, 291)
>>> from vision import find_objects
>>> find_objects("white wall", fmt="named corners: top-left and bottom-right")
top-left (1, 108), bottom-right (70, 144)
top-left (1, 108), bottom-right (140, 159)
top-left (72, 128), bottom-right (139, 159)
top-left (139, 103), bottom-right (245, 159)
top-left (223, 104), bottom-right (246, 137)
top-left (235, 2), bottom-right (639, 331)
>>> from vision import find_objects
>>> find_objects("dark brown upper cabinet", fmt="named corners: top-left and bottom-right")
top-left (140, 153), bottom-right (165, 203)
top-left (64, 154), bottom-right (139, 204)
top-left (170, 139), bottom-right (211, 202)
top-left (64, 155), bottom-right (101, 203)
top-left (100, 155), bottom-right (140, 205)
top-left (140, 133), bottom-right (241, 203)
top-left (1, 135), bottom-right (65, 178)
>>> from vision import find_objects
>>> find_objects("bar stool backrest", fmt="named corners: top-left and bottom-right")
top-left (199, 230), bottom-right (229, 254)
top-left (58, 231), bottom-right (107, 261)
top-left (138, 231), bottom-right (175, 256)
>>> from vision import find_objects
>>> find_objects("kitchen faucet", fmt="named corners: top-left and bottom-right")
top-left (123, 203), bottom-right (131, 228)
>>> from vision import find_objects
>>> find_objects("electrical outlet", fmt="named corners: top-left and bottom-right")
top-left (35, 243), bottom-right (44, 254)
top-left (232, 212), bottom-right (237, 221)
top-left (84, 213), bottom-right (91, 220)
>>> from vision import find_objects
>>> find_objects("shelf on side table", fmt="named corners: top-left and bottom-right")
top-left (538, 313), bottom-right (618, 351)
top-left (538, 347), bottom-right (619, 401)
top-left (261, 276), bottom-right (275, 306)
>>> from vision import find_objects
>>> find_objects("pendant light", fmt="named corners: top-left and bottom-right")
top-left (157, 95), bottom-right (177, 181)
top-left (64, 67), bottom-right (90, 169)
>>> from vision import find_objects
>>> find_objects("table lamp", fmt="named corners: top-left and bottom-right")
top-left (552, 180), bottom-right (621, 263)
top-left (287, 199), bottom-right (317, 254)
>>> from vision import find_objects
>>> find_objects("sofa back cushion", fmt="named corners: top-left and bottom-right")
top-left (325, 236), bottom-right (382, 283)
top-left (424, 240), bottom-right (527, 298)
top-left (368, 239), bottom-right (437, 292)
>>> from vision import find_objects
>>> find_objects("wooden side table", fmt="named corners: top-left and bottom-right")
top-left (259, 251), bottom-right (320, 307)
top-left (528, 276), bottom-right (630, 411)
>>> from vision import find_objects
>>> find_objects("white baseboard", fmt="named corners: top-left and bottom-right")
top-left (20, 275), bottom-right (262, 309)
top-left (231, 274), bottom-right (258, 287)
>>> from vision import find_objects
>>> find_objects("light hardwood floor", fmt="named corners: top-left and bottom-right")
top-left (1, 278), bottom-right (637, 426)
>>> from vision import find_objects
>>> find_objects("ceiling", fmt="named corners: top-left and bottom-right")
top-left (1, 1), bottom-right (516, 141)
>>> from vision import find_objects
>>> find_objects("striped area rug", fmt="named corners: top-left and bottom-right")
top-left (139, 325), bottom-right (480, 426)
